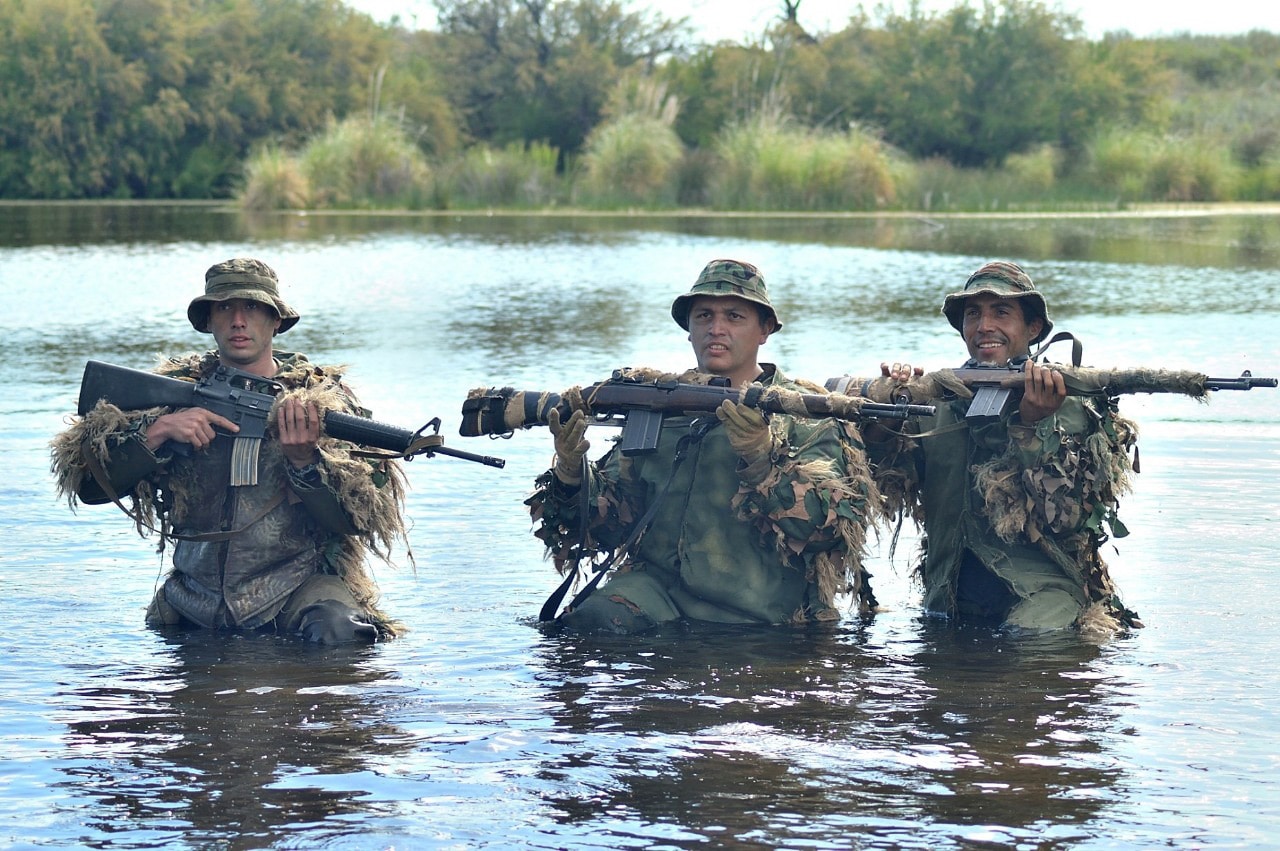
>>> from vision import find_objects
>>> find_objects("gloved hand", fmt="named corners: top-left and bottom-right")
top-left (716, 400), bottom-right (774, 483)
top-left (547, 407), bottom-right (589, 486)
top-left (297, 599), bottom-right (379, 644)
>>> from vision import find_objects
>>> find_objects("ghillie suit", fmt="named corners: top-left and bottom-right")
top-left (51, 351), bottom-right (411, 638)
top-left (865, 367), bottom-right (1141, 639)
top-left (527, 365), bottom-right (888, 631)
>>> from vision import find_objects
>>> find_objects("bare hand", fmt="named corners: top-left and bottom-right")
top-left (146, 407), bottom-right (238, 452)
top-left (880, 361), bottom-right (924, 383)
top-left (1019, 361), bottom-right (1066, 425)
top-left (277, 398), bottom-right (322, 468)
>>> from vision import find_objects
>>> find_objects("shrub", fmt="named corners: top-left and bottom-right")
top-left (298, 117), bottom-right (432, 209)
top-left (238, 145), bottom-right (311, 210)
top-left (577, 114), bottom-right (684, 207)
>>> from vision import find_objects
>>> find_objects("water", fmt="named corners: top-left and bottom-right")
top-left (2, 203), bottom-right (1278, 849)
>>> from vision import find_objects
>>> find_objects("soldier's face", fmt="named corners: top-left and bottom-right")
top-left (209, 298), bottom-right (281, 369)
top-left (961, 293), bottom-right (1042, 364)
top-left (687, 296), bottom-right (774, 384)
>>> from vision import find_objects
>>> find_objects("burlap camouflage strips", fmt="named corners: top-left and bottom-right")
top-left (526, 365), bottom-right (886, 621)
top-left (50, 350), bottom-right (410, 636)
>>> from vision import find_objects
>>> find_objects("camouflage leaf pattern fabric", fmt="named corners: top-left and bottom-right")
top-left (526, 366), bottom-right (887, 624)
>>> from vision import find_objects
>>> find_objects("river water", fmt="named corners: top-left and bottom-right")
top-left (1, 203), bottom-right (1278, 850)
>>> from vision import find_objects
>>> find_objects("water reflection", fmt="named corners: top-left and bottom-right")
top-left (3, 203), bottom-right (1279, 271)
top-left (56, 632), bottom-right (411, 848)
top-left (531, 621), bottom-right (1126, 847)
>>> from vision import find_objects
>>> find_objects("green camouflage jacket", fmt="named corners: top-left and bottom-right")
top-left (526, 366), bottom-right (883, 625)
top-left (866, 374), bottom-right (1139, 631)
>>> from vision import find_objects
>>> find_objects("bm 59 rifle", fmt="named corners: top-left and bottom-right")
top-left (78, 360), bottom-right (504, 486)
top-left (461, 367), bottom-right (936, 456)
top-left (826, 361), bottom-right (1277, 424)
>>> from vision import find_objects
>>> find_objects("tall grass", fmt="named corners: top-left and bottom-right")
top-left (576, 115), bottom-right (684, 208)
top-left (573, 77), bottom-right (684, 208)
top-left (238, 145), bottom-right (311, 210)
top-left (237, 118), bottom-right (432, 210)
top-left (1083, 128), bottom-right (1241, 202)
top-left (433, 142), bottom-right (561, 209)
top-left (299, 117), bottom-right (433, 209)
top-left (708, 116), bottom-right (898, 211)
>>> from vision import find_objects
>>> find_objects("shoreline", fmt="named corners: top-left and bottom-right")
top-left (3, 199), bottom-right (1279, 219)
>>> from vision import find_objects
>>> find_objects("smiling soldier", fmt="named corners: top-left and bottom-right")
top-left (869, 261), bottom-right (1142, 635)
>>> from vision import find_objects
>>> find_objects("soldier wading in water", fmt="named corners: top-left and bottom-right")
top-left (866, 261), bottom-right (1141, 636)
top-left (52, 258), bottom-right (411, 643)
top-left (526, 259), bottom-right (886, 634)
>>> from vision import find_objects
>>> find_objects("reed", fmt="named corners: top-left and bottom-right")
top-left (1083, 128), bottom-right (1241, 202)
top-left (433, 142), bottom-right (562, 209)
top-left (576, 114), bottom-right (683, 208)
top-left (238, 146), bottom-right (311, 211)
top-left (299, 117), bottom-right (432, 209)
top-left (708, 118), bottom-right (898, 211)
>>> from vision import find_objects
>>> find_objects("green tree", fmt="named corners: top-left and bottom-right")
top-left (433, 0), bottom-right (688, 157)
top-left (0, 0), bottom-right (144, 197)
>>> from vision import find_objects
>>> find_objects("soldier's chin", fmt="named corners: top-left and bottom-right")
top-left (972, 347), bottom-right (1007, 363)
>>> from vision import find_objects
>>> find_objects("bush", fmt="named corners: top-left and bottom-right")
top-left (576, 114), bottom-right (684, 208)
top-left (298, 117), bottom-right (432, 209)
top-left (238, 145), bottom-right (311, 210)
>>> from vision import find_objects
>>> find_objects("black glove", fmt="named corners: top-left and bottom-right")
top-left (296, 599), bottom-right (378, 644)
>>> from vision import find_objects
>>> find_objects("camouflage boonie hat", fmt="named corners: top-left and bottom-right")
top-left (187, 257), bottom-right (300, 334)
top-left (942, 260), bottom-right (1053, 344)
top-left (671, 259), bottom-right (782, 332)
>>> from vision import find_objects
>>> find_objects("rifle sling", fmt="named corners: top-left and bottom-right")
top-left (539, 418), bottom-right (714, 622)
top-left (1033, 330), bottom-right (1083, 367)
top-left (80, 437), bottom-right (286, 544)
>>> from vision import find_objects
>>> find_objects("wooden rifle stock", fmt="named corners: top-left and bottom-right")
top-left (460, 369), bottom-right (936, 454)
top-left (826, 363), bottom-right (1277, 423)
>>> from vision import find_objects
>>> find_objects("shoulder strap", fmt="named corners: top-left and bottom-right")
top-left (539, 418), bottom-right (715, 622)
top-left (1032, 330), bottom-right (1083, 367)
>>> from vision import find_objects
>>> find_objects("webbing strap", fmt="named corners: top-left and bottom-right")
top-left (1033, 331), bottom-right (1083, 367)
top-left (539, 418), bottom-right (715, 622)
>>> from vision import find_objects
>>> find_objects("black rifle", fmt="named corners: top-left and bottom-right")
top-left (460, 368), bottom-right (936, 456)
top-left (78, 360), bottom-right (505, 482)
top-left (826, 362), bottom-right (1277, 424)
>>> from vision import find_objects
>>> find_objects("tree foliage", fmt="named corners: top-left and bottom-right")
top-left (0, 0), bottom-right (1273, 200)
top-left (433, 0), bottom-right (688, 159)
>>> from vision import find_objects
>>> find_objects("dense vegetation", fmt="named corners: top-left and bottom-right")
top-left (1, 0), bottom-right (1277, 210)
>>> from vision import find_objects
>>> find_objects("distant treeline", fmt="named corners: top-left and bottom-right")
top-left (2, 0), bottom-right (1277, 210)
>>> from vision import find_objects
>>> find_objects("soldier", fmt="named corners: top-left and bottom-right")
top-left (526, 259), bottom-right (884, 634)
top-left (868, 261), bottom-right (1141, 635)
top-left (51, 258), bottom-right (410, 643)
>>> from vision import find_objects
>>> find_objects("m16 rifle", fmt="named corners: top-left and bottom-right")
top-left (460, 367), bottom-right (936, 456)
top-left (78, 360), bottom-right (504, 483)
top-left (826, 361), bottom-right (1277, 424)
